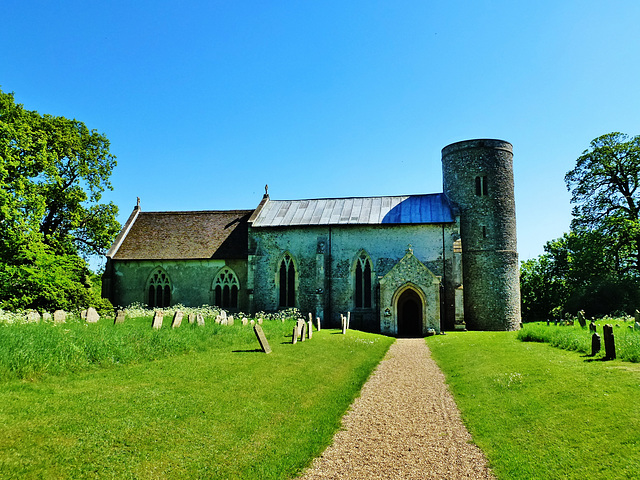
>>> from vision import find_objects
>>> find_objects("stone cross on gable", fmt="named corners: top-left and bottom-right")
top-left (406, 244), bottom-right (413, 254)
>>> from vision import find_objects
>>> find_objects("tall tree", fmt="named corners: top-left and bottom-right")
top-left (0, 89), bottom-right (120, 311)
top-left (565, 132), bottom-right (640, 275)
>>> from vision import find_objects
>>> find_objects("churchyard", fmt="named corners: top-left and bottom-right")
top-left (1, 308), bottom-right (640, 479)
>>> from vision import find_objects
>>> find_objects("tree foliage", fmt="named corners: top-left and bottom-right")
top-left (522, 133), bottom-right (640, 320)
top-left (0, 89), bottom-right (119, 312)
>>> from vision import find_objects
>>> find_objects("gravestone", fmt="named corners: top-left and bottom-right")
top-left (308, 312), bottom-right (313, 325)
top-left (81, 309), bottom-right (88, 320)
top-left (86, 307), bottom-right (100, 323)
top-left (250, 319), bottom-right (255, 326)
top-left (188, 313), bottom-right (195, 324)
top-left (196, 313), bottom-right (205, 326)
top-left (635, 322), bottom-right (640, 332)
top-left (307, 320), bottom-right (313, 339)
top-left (577, 310), bottom-right (586, 328)
top-left (220, 310), bottom-right (227, 322)
top-left (546, 320), bottom-right (550, 326)
top-left (296, 319), bottom-right (305, 340)
top-left (316, 316), bottom-right (321, 331)
top-left (114, 310), bottom-right (126, 324)
top-left (635, 309), bottom-right (640, 324)
top-left (242, 317), bottom-right (248, 326)
top-left (257, 317), bottom-right (263, 325)
top-left (603, 324), bottom-right (616, 360)
top-left (589, 321), bottom-right (597, 333)
top-left (152, 311), bottom-right (163, 329)
top-left (26, 311), bottom-right (41, 323)
top-left (171, 311), bottom-right (183, 328)
top-left (300, 322), bottom-right (307, 342)
top-left (53, 310), bottom-right (66, 323)
top-left (591, 333), bottom-right (601, 356)
top-left (347, 311), bottom-right (351, 329)
top-left (341, 315), bottom-right (347, 334)
top-left (253, 324), bottom-right (272, 354)
top-left (228, 315), bottom-right (234, 326)
top-left (292, 325), bottom-right (298, 344)
top-left (42, 312), bottom-right (51, 321)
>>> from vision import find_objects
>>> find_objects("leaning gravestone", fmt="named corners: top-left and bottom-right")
top-left (316, 316), bottom-right (321, 331)
top-left (589, 321), bottom-right (597, 333)
top-left (300, 322), bottom-right (307, 342)
top-left (171, 311), bottom-right (183, 328)
top-left (114, 310), bottom-right (126, 324)
top-left (253, 324), bottom-right (272, 354)
top-left (27, 310), bottom-right (41, 323)
top-left (347, 311), bottom-right (351, 329)
top-left (53, 310), bottom-right (66, 324)
top-left (591, 333), bottom-right (601, 356)
top-left (577, 310), bottom-right (587, 328)
top-left (292, 325), bottom-right (298, 344)
top-left (196, 313), bottom-right (205, 326)
top-left (86, 307), bottom-right (100, 323)
top-left (603, 324), bottom-right (616, 360)
top-left (152, 311), bottom-right (163, 329)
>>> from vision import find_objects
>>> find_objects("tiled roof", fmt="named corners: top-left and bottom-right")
top-left (250, 193), bottom-right (455, 227)
top-left (110, 210), bottom-right (252, 260)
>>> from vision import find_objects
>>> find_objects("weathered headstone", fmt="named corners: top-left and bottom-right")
top-left (196, 313), bottom-right (205, 326)
top-left (253, 324), bottom-right (271, 354)
top-left (591, 333), bottom-right (601, 356)
top-left (42, 311), bottom-right (51, 321)
top-left (152, 311), bottom-right (163, 329)
top-left (242, 317), bottom-right (248, 326)
top-left (589, 321), bottom-right (597, 333)
top-left (114, 310), bottom-right (126, 324)
top-left (53, 310), bottom-right (66, 324)
top-left (86, 307), bottom-right (100, 323)
top-left (347, 311), bottom-right (351, 329)
top-left (188, 313), bottom-right (195, 324)
top-left (257, 317), bottom-right (263, 325)
top-left (307, 320), bottom-right (313, 339)
top-left (316, 316), bottom-right (321, 331)
top-left (171, 311), bottom-right (183, 328)
top-left (577, 310), bottom-right (586, 328)
top-left (300, 322), bottom-right (307, 342)
top-left (220, 310), bottom-right (227, 321)
top-left (603, 324), bottom-right (616, 360)
top-left (81, 309), bottom-right (88, 320)
top-left (296, 319), bottom-right (305, 339)
top-left (341, 314), bottom-right (347, 334)
top-left (250, 319), bottom-right (255, 326)
top-left (228, 315), bottom-right (234, 326)
top-left (292, 325), bottom-right (298, 344)
top-left (308, 312), bottom-right (313, 325)
top-left (27, 310), bottom-right (41, 323)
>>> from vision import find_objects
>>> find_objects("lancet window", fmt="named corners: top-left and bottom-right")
top-left (355, 252), bottom-right (372, 309)
top-left (278, 254), bottom-right (296, 308)
top-left (475, 175), bottom-right (488, 196)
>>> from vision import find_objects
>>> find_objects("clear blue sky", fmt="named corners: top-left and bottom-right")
top-left (2, 1), bottom-right (640, 269)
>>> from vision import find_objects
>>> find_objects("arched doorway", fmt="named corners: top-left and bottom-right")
top-left (397, 288), bottom-right (423, 337)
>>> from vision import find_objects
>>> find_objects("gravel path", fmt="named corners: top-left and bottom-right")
top-left (299, 338), bottom-right (495, 479)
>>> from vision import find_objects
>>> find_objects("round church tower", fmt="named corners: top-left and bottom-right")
top-left (441, 139), bottom-right (521, 330)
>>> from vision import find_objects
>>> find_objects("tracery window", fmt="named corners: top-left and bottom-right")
top-left (148, 268), bottom-right (171, 308)
top-left (278, 254), bottom-right (296, 308)
top-left (355, 252), bottom-right (372, 309)
top-left (213, 267), bottom-right (240, 309)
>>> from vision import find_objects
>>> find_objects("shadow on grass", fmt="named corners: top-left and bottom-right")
top-left (232, 349), bottom-right (264, 353)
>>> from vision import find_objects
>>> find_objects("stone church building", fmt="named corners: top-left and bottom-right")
top-left (102, 139), bottom-right (521, 334)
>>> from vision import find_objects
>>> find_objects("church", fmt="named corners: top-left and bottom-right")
top-left (102, 139), bottom-right (521, 334)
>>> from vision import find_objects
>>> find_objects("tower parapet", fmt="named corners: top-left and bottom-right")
top-left (442, 139), bottom-right (521, 330)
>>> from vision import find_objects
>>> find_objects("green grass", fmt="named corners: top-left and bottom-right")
top-left (517, 320), bottom-right (640, 362)
top-left (428, 331), bottom-right (640, 480)
top-left (0, 321), bottom-right (393, 479)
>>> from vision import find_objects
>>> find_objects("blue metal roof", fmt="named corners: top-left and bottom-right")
top-left (251, 193), bottom-right (455, 227)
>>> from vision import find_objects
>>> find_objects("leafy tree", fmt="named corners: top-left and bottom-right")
top-left (0, 89), bottom-right (119, 312)
top-left (565, 132), bottom-right (640, 275)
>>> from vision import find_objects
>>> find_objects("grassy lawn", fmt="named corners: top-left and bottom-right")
top-left (0, 319), bottom-right (393, 479)
top-left (428, 331), bottom-right (640, 480)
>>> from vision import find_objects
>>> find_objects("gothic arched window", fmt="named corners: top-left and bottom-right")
top-left (213, 266), bottom-right (240, 309)
top-left (147, 268), bottom-right (171, 308)
top-left (355, 252), bottom-right (372, 309)
top-left (278, 254), bottom-right (296, 308)
top-left (475, 175), bottom-right (488, 196)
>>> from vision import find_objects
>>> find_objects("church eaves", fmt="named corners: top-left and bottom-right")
top-left (250, 193), bottom-right (455, 227)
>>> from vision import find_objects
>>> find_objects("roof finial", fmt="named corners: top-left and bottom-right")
top-left (406, 244), bottom-right (413, 255)
top-left (264, 184), bottom-right (269, 199)
top-left (136, 196), bottom-right (140, 207)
